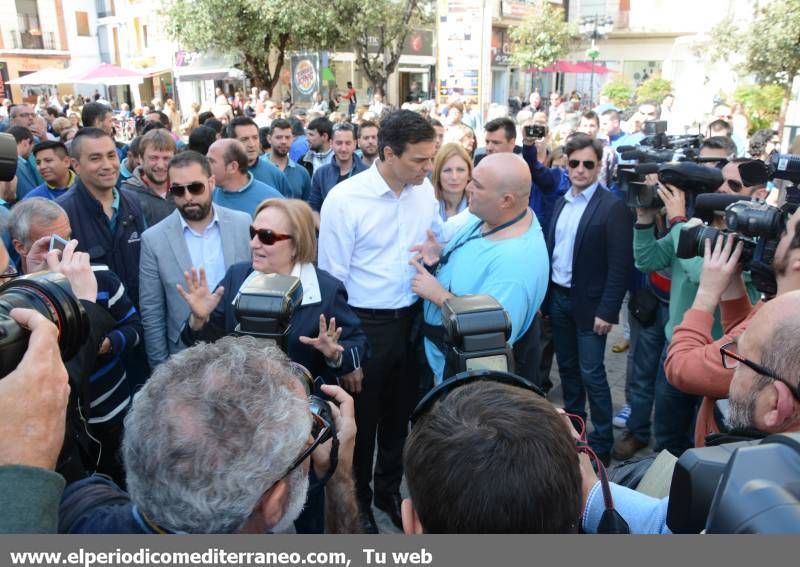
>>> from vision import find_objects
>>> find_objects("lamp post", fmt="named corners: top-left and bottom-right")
top-left (579, 15), bottom-right (613, 106)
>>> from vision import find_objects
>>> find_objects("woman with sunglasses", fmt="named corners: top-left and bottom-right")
top-left (179, 198), bottom-right (368, 390)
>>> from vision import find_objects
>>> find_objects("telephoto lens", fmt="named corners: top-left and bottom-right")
top-left (0, 271), bottom-right (90, 378)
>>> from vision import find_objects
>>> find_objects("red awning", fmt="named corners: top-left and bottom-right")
top-left (528, 60), bottom-right (614, 74)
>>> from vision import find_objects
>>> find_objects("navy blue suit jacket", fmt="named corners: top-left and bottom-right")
top-left (545, 186), bottom-right (633, 330)
top-left (182, 262), bottom-right (369, 382)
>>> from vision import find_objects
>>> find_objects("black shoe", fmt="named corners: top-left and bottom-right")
top-left (374, 492), bottom-right (403, 530)
top-left (361, 508), bottom-right (380, 534)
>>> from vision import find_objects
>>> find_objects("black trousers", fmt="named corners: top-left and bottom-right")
top-left (352, 306), bottom-right (419, 509)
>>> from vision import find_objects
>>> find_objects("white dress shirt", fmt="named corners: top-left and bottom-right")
top-left (550, 182), bottom-right (599, 288)
top-left (179, 207), bottom-right (225, 290)
top-left (318, 162), bottom-right (443, 309)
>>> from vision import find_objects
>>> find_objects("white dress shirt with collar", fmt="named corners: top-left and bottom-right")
top-left (179, 206), bottom-right (225, 290)
top-left (318, 162), bottom-right (443, 309)
top-left (551, 181), bottom-right (599, 288)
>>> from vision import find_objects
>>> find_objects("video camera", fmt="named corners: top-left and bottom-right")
top-left (675, 164), bottom-right (800, 295)
top-left (617, 120), bottom-right (703, 164)
top-left (621, 161), bottom-right (723, 209)
top-left (667, 432), bottom-right (800, 533)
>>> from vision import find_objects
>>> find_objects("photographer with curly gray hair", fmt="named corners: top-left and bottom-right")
top-left (59, 336), bottom-right (361, 534)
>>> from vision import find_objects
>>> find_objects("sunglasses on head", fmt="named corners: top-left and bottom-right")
top-left (249, 225), bottom-right (293, 246)
top-left (725, 178), bottom-right (744, 193)
top-left (568, 159), bottom-right (596, 170)
top-left (169, 181), bottom-right (206, 197)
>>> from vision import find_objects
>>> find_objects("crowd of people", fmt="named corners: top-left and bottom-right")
top-left (0, 82), bottom-right (799, 535)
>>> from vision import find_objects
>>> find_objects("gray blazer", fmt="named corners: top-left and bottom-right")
top-left (139, 205), bottom-right (252, 368)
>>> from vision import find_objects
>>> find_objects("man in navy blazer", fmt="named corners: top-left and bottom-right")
top-left (545, 133), bottom-right (632, 463)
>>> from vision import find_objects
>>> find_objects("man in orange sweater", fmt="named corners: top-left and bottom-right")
top-left (665, 206), bottom-right (800, 446)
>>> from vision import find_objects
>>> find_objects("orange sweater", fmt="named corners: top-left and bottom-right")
top-left (665, 295), bottom-right (762, 447)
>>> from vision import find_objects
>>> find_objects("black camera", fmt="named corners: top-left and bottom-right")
top-left (768, 152), bottom-right (800, 184)
top-left (441, 294), bottom-right (513, 377)
top-left (524, 124), bottom-right (547, 139)
top-left (618, 121), bottom-right (703, 164)
top-left (0, 132), bottom-right (17, 182)
top-left (676, 196), bottom-right (788, 295)
top-left (622, 162), bottom-right (723, 209)
top-left (232, 273), bottom-right (303, 346)
top-left (0, 271), bottom-right (90, 378)
top-left (667, 433), bottom-right (800, 533)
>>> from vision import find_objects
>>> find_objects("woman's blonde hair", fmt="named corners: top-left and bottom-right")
top-left (254, 199), bottom-right (317, 264)
top-left (431, 143), bottom-right (472, 201)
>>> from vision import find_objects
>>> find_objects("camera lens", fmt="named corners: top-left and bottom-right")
top-left (0, 271), bottom-right (90, 378)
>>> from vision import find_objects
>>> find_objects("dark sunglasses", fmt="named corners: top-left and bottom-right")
top-left (249, 226), bottom-right (293, 246)
top-left (568, 159), bottom-right (596, 170)
top-left (169, 181), bottom-right (206, 197)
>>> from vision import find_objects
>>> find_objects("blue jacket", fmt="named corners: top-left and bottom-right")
top-left (57, 181), bottom-right (146, 307)
top-left (544, 185), bottom-right (633, 330)
top-left (182, 262), bottom-right (369, 382)
top-left (521, 144), bottom-right (563, 230)
top-left (308, 154), bottom-right (369, 212)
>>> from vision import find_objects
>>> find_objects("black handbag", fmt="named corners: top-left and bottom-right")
top-left (629, 287), bottom-right (660, 326)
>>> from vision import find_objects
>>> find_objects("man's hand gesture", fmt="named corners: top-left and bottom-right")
top-left (176, 268), bottom-right (224, 330)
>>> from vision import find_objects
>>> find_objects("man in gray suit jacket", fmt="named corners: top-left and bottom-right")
top-left (139, 151), bottom-right (251, 368)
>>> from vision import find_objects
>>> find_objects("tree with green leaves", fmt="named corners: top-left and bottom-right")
top-left (734, 84), bottom-right (784, 134)
top-left (601, 80), bottom-right (633, 109)
top-left (335, 0), bottom-right (432, 98)
top-left (508, 1), bottom-right (573, 71)
top-left (163, 0), bottom-right (339, 93)
top-left (708, 0), bottom-right (800, 128)
top-left (636, 77), bottom-right (672, 105)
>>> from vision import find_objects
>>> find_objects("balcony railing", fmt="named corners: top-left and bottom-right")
top-left (6, 29), bottom-right (57, 50)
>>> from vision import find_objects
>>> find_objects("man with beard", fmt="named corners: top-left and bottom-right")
top-left (300, 117), bottom-right (334, 177)
top-left (266, 118), bottom-right (311, 200)
top-left (226, 116), bottom-right (290, 197)
top-left (665, 205), bottom-right (800, 447)
top-left (357, 120), bottom-right (379, 167)
top-left (139, 151), bottom-right (251, 368)
top-left (121, 129), bottom-right (177, 226)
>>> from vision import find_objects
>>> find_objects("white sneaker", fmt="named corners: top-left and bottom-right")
top-left (613, 404), bottom-right (631, 428)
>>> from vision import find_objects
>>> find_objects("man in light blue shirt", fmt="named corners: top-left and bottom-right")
top-left (207, 139), bottom-right (283, 217)
top-left (411, 153), bottom-right (550, 381)
top-left (266, 119), bottom-right (312, 200)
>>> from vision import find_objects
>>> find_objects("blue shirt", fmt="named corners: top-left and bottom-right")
top-left (249, 155), bottom-right (291, 198)
top-left (212, 172), bottom-right (284, 217)
top-left (437, 195), bottom-right (468, 223)
top-left (23, 171), bottom-right (78, 201)
top-left (583, 481), bottom-right (671, 534)
top-left (267, 154), bottom-right (312, 200)
top-left (179, 208), bottom-right (225, 291)
top-left (423, 212), bottom-right (550, 381)
top-left (551, 182), bottom-right (599, 287)
top-left (289, 135), bottom-right (309, 163)
top-left (108, 188), bottom-right (121, 233)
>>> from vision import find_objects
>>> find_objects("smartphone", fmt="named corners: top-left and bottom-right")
top-left (49, 234), bottom-right (69, 253)
top-left (525, 124), bottom-right (547, 139)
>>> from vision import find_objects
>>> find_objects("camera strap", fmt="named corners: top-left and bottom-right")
top-left (437, 209), bottom-right (529, 269)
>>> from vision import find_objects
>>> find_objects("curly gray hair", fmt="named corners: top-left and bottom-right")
top-left (123, 336), bottom-right (312, 533)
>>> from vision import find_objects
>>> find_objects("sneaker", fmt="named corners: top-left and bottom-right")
top-left (612, 431), bottom-right (649, 461)
top-left (612, 404), bottom-right (631, 428)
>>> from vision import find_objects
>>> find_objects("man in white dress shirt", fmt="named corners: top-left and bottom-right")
top-left (318, 110), bottom-right (442, 532)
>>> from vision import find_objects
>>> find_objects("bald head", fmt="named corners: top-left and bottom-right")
top-left (478, 152), bottom-right (531, 200)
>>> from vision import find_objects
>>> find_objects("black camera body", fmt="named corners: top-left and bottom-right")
top-left (232, 273), bottom-right (303, 347)
top-left (676, 196), bottom-right (789, 295)
top-left (0, 132), bottom-right (17, 182)
top-left (623, 161), bottom-right (723, 209)
top-left (667, 433), bottom-right (800, 533)
top-left (524, 124), bottom-right (547, 139)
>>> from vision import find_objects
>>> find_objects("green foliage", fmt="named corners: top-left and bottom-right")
top-left (508, 1), bottom-right (574, 70)
top-left (733, 84), bottom-right (784, 133)
top-left (708, 0), bottom-right (800, 90)
top-left (635, 77), bottom-right (672, 104)
top-left (163, 0), bottom-right (340, 91)
top-left (601, 80), bottom-right (633, 109)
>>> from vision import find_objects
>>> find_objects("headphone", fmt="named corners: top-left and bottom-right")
top-left (409, 369), bottom-right (630, 534)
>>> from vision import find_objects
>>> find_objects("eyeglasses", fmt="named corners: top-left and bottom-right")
top-left (720, 341), bottom-right (800, 402)
top-left (169, 181), bottom-right (206, 197)
top-left (724, 178), bottom-right (743, 193)
top-left (568, 159), bottom-right (597, 170)
top-left (249, 226), bottom-right (293, 246)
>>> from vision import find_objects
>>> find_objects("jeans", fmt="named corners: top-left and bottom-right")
top-left (549, 288), bottom-right (614, 456)
top-left (625, 302), bottom-right (668, 443)
top-left (653, 343), bottom-right (700, 457)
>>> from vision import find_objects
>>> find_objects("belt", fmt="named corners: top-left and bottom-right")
top-left (352, 303), bottom-right (418, 319)
top-left (551, 283), bottom-right (571, 293)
